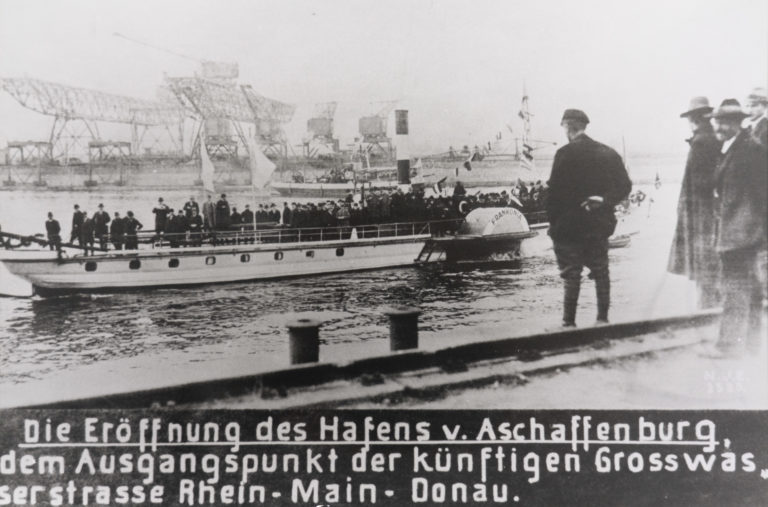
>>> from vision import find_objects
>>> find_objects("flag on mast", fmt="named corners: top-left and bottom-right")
top-left (518, 86), bottom-right (535, 171)
top-left (248, 137), bottom-right (276, 190)
top-left (199, 131), bottom-right (216, 194)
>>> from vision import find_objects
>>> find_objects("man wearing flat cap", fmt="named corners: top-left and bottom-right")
top-left (668, 97), bottom-right (722, 308)
top-left (745, 87), bottom-right (767, 146)
top-left (705, 99), bottom-right (767, 357)
top-left (547, 109), bottom-right (632, 327)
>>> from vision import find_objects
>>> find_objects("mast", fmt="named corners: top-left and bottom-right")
top-left (518, 84), bottom-right (534, 170)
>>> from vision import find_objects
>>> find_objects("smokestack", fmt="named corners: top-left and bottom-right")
top-left (395, 110), bottom-right (410, 184)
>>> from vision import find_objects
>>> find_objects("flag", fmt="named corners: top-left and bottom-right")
top-left (432, 176), bottom-right (447, 195)
top-left (249, 137), bottom-right (276, 189)
top-left (199, 132), bottom-right (216, 194)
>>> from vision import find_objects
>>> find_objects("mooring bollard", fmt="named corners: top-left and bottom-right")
top-left (287, 318), bottom-right (321, 364)
top-left (384, 306), bottom-right (421, 351)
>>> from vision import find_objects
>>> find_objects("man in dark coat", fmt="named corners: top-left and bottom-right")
top-left (546, 109), bottom-right (632, 327)
top-left (70, 204), bottom-right (84, 244)
top-left (188, 208), bottom-right (203, 246)
top-left (241, 204), bottom-right (254, 227)
top-left (152, 197), bottom-right (172, 235)
top-left (230, 207), bottom-right (242, 227)
top-left (705, 99), bottom-right (768, 357)
top-left (215, 194), bottom-right (231, 231)
top-left (183, 196), bottom-right (200, 218)
top-left (668, 97), bottom-right (722, 308)
top-left (123, 211), bottom-right (143, 250)
top-left (110, 212), bottom-right (125, 250)
top-left (80, 211), bottom-right (95, 256)
top-left (45, 212), bottom-right (61, 250)
top-left (92, 203), bottom-right (111, 251)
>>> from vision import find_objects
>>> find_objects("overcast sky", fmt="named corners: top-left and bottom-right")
top-left (0, 0), bottom-right (766, 156)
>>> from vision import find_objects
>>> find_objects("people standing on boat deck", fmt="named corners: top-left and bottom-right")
top-left (702, 99), bottom-right (767, 358)
top-left (110, 212), bottom-right (125, 250)
top-left (80, 211), bottom-right (95, 256)
top-left (123, 211), bottom-right (143, 250)
top-left (70, 204), bottom-right (84, 245)
top-left (282, 202), bottom-right (292, 226)
top-left (241, 204), bottom-right (254, 227)
top-left (202, 194), bottom-right (216, 231)
top-left (745, 87), bottom-right (767, 146)
top-left (188, 208), bottom-right (203, 246)
top-left (269, 204), bottom-right (280, 223)
top-left (668, 97), bottom-right (722, 309)
top-left (152, 197), bottom-right (172, 237)
top-left (230, 207), bottom-right (241, 229)
top-left (165, 210), bottom-right (187, 248)
top-left (92, 203), bottom-right (111, 251)
top-left (183, 196), bottom-right (200, 218)
top-left (215, 193), bottom-right (230, 231)
top-left (546, 109), bottom-right (632, 328)
top-left (45, 212), bottom-right (61, 251)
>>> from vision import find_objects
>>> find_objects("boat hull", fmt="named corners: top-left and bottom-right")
top-left (1, 236), bottom-right (429, 294)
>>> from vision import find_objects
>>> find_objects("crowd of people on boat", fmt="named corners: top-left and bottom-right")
top-left (41, 176), bottom-right (589, 254)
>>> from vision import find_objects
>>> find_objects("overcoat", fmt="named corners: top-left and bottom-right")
top-left (712, 129), bottom-right (767, 253)
top-left (546, 134), bottom-right (632, 241)
top-left (667, 124), bottom-right (721, 279)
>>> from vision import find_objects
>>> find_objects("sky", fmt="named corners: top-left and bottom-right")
top-left (0, 0), bottom-right (766, 157)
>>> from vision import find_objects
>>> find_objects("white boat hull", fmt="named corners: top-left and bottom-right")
top-left (1, 236), bottom-right (430, 294)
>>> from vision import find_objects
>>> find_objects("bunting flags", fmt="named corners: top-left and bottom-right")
top-left (199, 131), bottom-right (216, 194)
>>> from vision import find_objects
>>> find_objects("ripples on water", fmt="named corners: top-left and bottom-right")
top-left (0, 257), bottom-right (564, 384)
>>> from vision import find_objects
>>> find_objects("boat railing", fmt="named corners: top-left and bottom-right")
top-left (89, 219), bottom-right (461, 252)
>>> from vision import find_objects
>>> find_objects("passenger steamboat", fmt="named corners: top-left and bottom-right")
top-left (0, 209), bottom-right (539, 296)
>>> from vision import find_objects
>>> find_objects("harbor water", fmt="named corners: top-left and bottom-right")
top-left (0, 155), bottom-right (695, 404)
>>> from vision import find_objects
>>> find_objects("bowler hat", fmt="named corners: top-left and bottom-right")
top-left (747, 87), bottom-right (768, 105)
top-left (708, 99), bottom-right (749, 120)
top-left (680, 96), bottom-right (713, 118)
top-left (561, 109), bottom-right (590, 124)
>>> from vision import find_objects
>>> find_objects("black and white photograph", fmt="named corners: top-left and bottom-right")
top-left (0, 0), bottom-right (766, 505)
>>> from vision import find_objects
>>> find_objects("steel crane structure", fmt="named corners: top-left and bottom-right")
top-left (164, 77), bottom-right (295, 162)
top-left (303, 101), bottom-right (339, 158)
top-left (0, 77), bottom-right (185, 165)
top-left (114, 33), bottom-right (295, 163)
top-left (356, 100), bottom-right (397, 162)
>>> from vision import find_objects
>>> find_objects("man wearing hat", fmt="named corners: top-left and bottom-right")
top-left (706, 99), bottom-right (767, 357)
top-left (202, 194), bottom-right (216, 231)
top-left (152, 197), bottom-right (172, 237)
top-left (547, 109), bottom-right (632, 327)
top-left (215, 193), bottom-right (230, 231)
top-left (745, 87), bottom-right (767, 146)
top-left (92, 203), bottom-right (111, 251)
top-left (668, 97), bottom-right (722, 308)
top-left (70, 204), bottom-right (84, 245)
